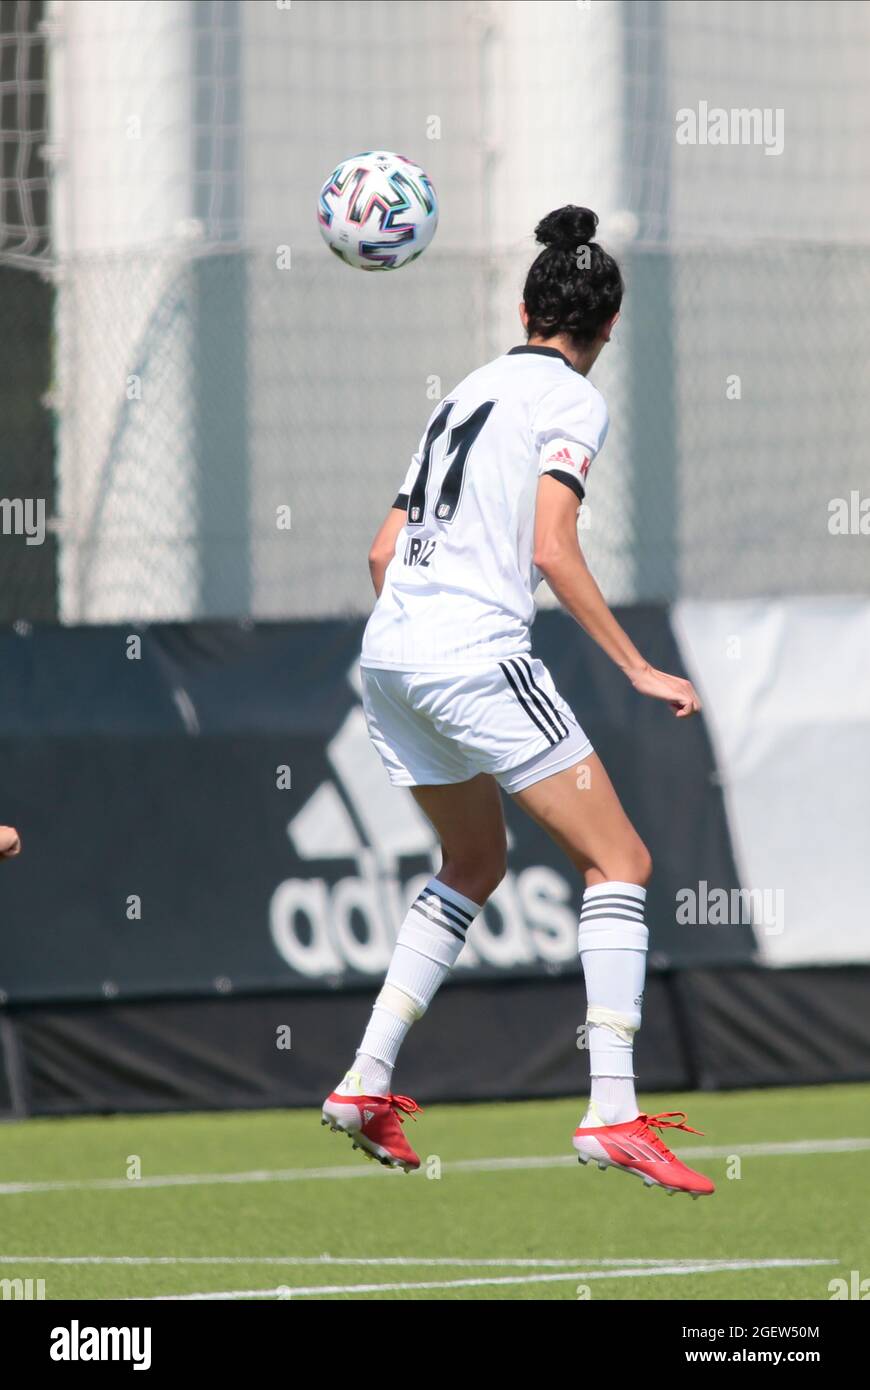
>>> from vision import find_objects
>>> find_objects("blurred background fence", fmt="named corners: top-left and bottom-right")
top-left (2, 0), bottom-right (870, 624)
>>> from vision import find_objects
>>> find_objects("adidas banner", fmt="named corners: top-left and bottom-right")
top-left (0, 613), bottom-right (760, 1007)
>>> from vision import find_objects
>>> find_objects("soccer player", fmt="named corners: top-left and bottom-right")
top-left (322, 206), bottom-right (714, 1197)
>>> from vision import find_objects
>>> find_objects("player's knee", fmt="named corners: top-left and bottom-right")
top-left (626, 841), bottom-right (653, 887)
top-left (467, 857), bottom-right (506, 904)
top-left (598, 839), bottom-right (652, 888)
top-left (442, 849), bottom-right (506, 905)
top-left (482, 854), bottom-right (508, 900)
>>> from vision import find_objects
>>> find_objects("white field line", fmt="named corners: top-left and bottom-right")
top-left (0, 1136), bottom-right (867, 1196)
top-left (0, 1255), bottom-right (807, 1268)
top-left (137, 1258), bottom-right (838, 1300)
top-left (450, 1137), bottom-right (870, 1171)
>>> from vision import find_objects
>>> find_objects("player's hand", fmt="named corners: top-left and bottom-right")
top-left (627, 664), bottom-right (701, 718)
top-left (0, 825), bottom-right (21, 858)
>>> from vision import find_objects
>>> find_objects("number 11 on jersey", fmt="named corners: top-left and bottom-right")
top-left (407, 399), bottom-right (497, 526)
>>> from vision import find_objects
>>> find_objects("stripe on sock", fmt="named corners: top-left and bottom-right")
top-left (410, 899), bottom-right (466, 942)
top-left (428, 879), bottom-right (482, 919)
top-left (578, 910), bottom-right (648, 926)
top-left (581, 897), bottom-right (645, 912)
top-left (420, 888), bottom-right (473, 928)
top-left (580, 900), bottom-right (646, 917)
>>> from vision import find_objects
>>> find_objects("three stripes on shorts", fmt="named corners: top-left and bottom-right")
top-left (499, 655), bottom-right (570, 746)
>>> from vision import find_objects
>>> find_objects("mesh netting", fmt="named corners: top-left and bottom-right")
top-left (2, 0), bottom-right (869, 621)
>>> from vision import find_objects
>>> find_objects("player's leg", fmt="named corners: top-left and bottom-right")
top-left (511, 753), bottom-right (713, 1196)
top-left (323, 774), bottom-right (505, 1169)
top-left (513, 751), bottom-right (650, 885)
top-left (512, 753), bottom-right (649, 1125)
top-left (410, 773), bottom-right (508, 905)
top-left (353, 773), bottom-right (504, 1094)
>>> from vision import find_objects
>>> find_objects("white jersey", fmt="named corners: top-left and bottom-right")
top-left (361, 345), bottom-right (609, 671)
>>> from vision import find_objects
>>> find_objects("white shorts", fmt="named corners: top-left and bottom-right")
top-left (361, 655), bottom-right (593, 794)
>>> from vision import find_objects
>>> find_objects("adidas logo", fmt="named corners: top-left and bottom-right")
top-left (267, 660), bottom-right (578, 981)
top-left (546, 446), bottom-right (591, 480)
top-left (363, 1110), bottom-right (375, 1123)
top-left (612, 1137), bottom-right (666, 1165)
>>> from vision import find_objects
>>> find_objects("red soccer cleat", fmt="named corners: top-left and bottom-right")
top-left (322, 1079), bottom-right (422, 1172)
top-left (573, 1110), bottom-right (715, 1198)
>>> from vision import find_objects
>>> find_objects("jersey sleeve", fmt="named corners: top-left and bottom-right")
top-left (392, 452), bottom-right (420, 510)
top-left (533, 382), bottom-right (609, 502)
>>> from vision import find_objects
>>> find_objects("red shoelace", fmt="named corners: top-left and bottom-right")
top-left (633, 1111), bottom-right (704, 1156)
top-left (387, 1094), bottom-right (423, 1124)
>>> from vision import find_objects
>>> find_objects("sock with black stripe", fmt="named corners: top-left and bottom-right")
top-left (577, 880), bottom-right (648, 1126)
top-left (338, 878), bottom-right (482, 1097)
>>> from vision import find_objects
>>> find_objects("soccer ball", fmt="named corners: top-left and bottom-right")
top-left (317, 150), bottom-right (438, 271)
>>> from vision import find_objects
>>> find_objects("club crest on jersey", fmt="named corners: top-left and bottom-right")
top-left (404, 536), bottom-right (436, 567)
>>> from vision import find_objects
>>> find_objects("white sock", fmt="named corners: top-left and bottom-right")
top-left (337, 878), bottom-right (482, 1097)
top-left (577, 880), bottom-right (648, 1126)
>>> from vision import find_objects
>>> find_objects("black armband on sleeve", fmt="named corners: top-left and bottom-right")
top-left (545, 469), bottom-right (585, 503)
top-left (393, 493), bottom-right (409, 511)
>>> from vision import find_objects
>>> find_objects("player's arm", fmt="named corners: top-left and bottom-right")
top-left (368, 506), bottom-right (407, 598)
top-left (368, 440), bottom-right (425, 597)
top-left (533, 476), bottom-right (700, 717)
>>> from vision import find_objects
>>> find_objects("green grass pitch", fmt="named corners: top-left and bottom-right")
top-left (0, 1083), bottom-right (867, 1300)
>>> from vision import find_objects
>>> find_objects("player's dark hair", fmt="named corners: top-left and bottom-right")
top-left (523, 205), bottom-right (623, 347)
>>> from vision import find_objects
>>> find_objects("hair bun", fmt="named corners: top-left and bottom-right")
top-left (535, 205), bottom-right (598, 250)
